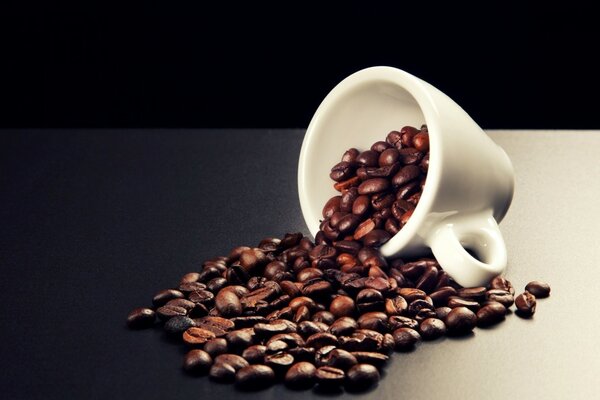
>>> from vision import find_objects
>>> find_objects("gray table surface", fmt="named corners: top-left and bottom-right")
top-left (0, 129), bottom-right (598, 399)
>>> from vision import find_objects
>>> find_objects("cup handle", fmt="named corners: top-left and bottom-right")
top-left (427, 211), bottom-right (507, 288)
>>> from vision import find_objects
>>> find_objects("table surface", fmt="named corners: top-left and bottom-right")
top-left (1, 129), bottom-right (599, 400)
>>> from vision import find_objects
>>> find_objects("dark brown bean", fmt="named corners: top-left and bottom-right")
top-left (447, 296), bottom-right (481, 312)
top-left (235, 364), bottom-right (275, 390)
top-left (429, 286), bottom-right (457, 306)
top-left (330, 162), bottom-right (356, 182)
top-left (345, 364), bottom-right (380, 391)
top-left (203, 338), bottom-right (228, 357)
top-left (477, 302), bottom-right (507, 326)
top-left (489, 276), bottom-right (515, 295)
top-left (315, 366), bottom-right (345, 388)
top-left (515, 291), bottom-right (536, 317)
top-left (183, 349), bottom-right (213, 375)
top-left (525, 281), bottom-right (551, 298)
top-left (386, 130), bottom-right (403, 147)
top-left (358, 178), bottom-right (390, 195)
top-left (445, 307), bottom-right (477, 335)
top-left (209, 362), bottom-right (237, 382)
top-left (486, 289), bottom-right (515, 308)
top-left (164, 316), bottom-right (196, 336)
top-left (419, 318), bottom-right (446, 340)
top-left (371, 141), bottom-right (391, 153)
top-left (356, 150), bottom-right (379, 167)
top-left (413, 132), bottom-right (429, 152)
top-left (183, 327), bottom-right (217, 345)
top-left (241, 345), bottom-right (267, 364)
top-left (152, 289), bottom-right (185, 307)
top-left (392, 327), bottom-right (421, 351)
top-left (342, 148), bottom-right (360, 163)
top-left (379, 148), bottom-right (400, 166)
top-left (127, 307), bottom-right (155, 329)
top-left (215, 289), bottom-right (242, 317)
top-left (457, 287), bottom-right (487, 302)
top-left (285, 361), bottom-right (317, 389)
top-left (362, 229), bottom-right (391, 247)
top-left (156, 305), bottom-right (188, 321)
top-left (400, 126), bottom-right (419, 147)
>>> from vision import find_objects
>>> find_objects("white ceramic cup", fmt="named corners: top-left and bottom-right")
top-left (298, 66), bottom-right (515, 287)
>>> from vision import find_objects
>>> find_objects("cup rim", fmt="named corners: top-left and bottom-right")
top-left (298, 66), bottom-right (442, 256)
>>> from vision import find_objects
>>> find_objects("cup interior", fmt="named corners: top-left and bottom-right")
top-left (299, 77), bottom-right (427, 238)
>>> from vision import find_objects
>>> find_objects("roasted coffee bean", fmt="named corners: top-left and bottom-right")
top-left (183, 327), bottom-right (217, 345)
top-left (215, 354), bottom-right (249, 371)
top-left (302, 279), bottom-right (333, 298)
top-left (345, 364), bottom-right (380, 391)
top-left (489, 276), bottom-right (515, 295)
top-left (164, 316), bottom-right (196, 336)
top-left (419, 318), bottom-right (446, 340)
top-left (392, 327), bottom-right (421, 351)
top-left (414, 307), bottom-right (437, 323)
top-left (379, 148), bottom-right (400, 166)
top-left (435, 307), bottom-right (452, 320)
top-left (263, 261), bottom-right (287, 280)
top-left (296, 268), bottom-right (324, 283)
top-left (293, 305), bottom-right (311, 323)
top-left (371, 193), bottom-right (395, 211)
top-left (165, 298), bottom-right (196, 312)
top-left (333, 240), bottom-right (362, 256)
top-left (265, 352), bottom-right (295, 374)
top-left (179, 281), bottom-right (207, 294)
top-left (356, 150), bottom-right (379, 167)
top-left (329, 295), bottom-right (355, 318)
top-left (386, 130), bottom-right (403, 147)
top-left (127, 307), bottom-right (155, 329)
top-left (183, 349), bottom-right (213, 375)
top-left (330, 161), bottom-right (356, 182)
top-left (429, 286), bottom-right (457, 306)
top-left (340, 188), bottom-right (359, 213)
top-left (399, 287), bottom-right (427, 302)
top-left (267, 332), bottom-right (305, 349)
top-left (230, 316), bottom-right (267, 328)
top-left (371, 141), bottom-right (391, 153)
top-left (413, 132), bottom-right (429, 152)
top-left (395, 180), bottom-right (420, 200)
top-left (236, 365), bottom-right (275, 390)
top-left (525, 281), bottom-right (551, 298)
top-left (358, 178), bottom-right (389, 195)
top-left (392, 165), bottom-right (421, 187)
top-left (334, 176), bottom-right (360, 192)
top-left (362, 229), bottom-right (391, 247)
top-left (445, 307), bottom-right (477, 335)
top-left (153, 289), bottom-right (185, 307)
top-left (391, 199), bottom-right (414, 221)
top-left (337, 214), bottom-right (361, 234)
top-left (322, 348), bottom-right (357, 371)
top-left (194, 316), bottom-right (235, 337)
top-left (209, 362), bottom-right (237, 382)
top-left (351, 351), bottom-right (389, 368)
top-left (306, 332), bottom-right (339, 348)
top-left (298, 321), bottom-right (327, 337)
top-left (364, 276), bottom-right (392, 293)
top-left (515, 291), bottom-right (536, 317)
top-left (288, 346), bottom-right (316, 362)
top-left (226, 264), bottom-right (250, 285)
top-left (180, 272), bottom-right (201, 284)
top-left (342, 148), bottom-right (360, 163)
top-left (329, 317), bottom-right (359, 336)
top-left (215, 290), bottom-right (242, 318)
top-left (203, 338), bottom-right (228, 357)
top-left (353, 219), bottom-right (376, 240)
top-left (447, 296), bottom-right (481, 312)
top-left (477, 302), bottom-right (507, 326)
top-left (486, 289), bottom-right (515, 308)
top-left (288, 296), bottom-right (316, 312)
top-left (400, 126), bottom-right (419, 147)
top-left (420, 153), bottom-right (429, 172)
top-left (400, 261), bottom-right (430, 280)
top-left (225, 329), bottom-right (254, 351)
top-left (239, 248), bottom-right (268, 272)
top-left (309, 244), bottom-right (337, 261)
top-left (285, 361), bottom-right (317, 389)
top-left (280, 280), bottom-right (302, 298)
top-left (258, 237), bottom-right (281, 252)
top-left (315, 366), bottom-right (345, 388)
top-left (457, 287), bottom-right (487, 302)
top-left (312, 311), bottom-right (336, 325)
top-left (415, 266), bottom-right (438, 293)
top-left (356, 288), bottom-right (384, 313)
top-left (357, 311), bottom-right (389, 332)
top-left (398, 147), bottom-right (423, 165)
top-left (156, 305), bottom-right (188, 321)
top-left (242, 344), bottom-right (267, 364)
top-left (188, 289), bottom-right (215, 305)
top-left (385, 296), bottom-right (408, 316)
top-left (408, 299), bottom-right (434, 316)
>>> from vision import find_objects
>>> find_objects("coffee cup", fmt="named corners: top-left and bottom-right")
top-left (298, 66), bottom-right (515, 287)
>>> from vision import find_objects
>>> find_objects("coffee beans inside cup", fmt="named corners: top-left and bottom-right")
top-left (126, 126), bottom-right (550, 392)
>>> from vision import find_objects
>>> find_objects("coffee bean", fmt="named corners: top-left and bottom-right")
top-left (285, 361), bottom-right (317, 389)
top-left (188, 289), bottom-right (215, 305)
top-left (457, 287), bottom-right (487, 302)
top-left (392, 165), bottom-right (421, 187)
top-left (486, 289), bottom-right (515, 308)
top-left (447, 296), bottom-right (481, 312)
top-left (302, 279), bottom-right (333, 298)
top-left (334, 176), bottom-right (360, 192)
top-left (164, 316), bottom-right (196, 336)
top-left (413, 132), bottom-right (429, 152)
top-left (371, 141), bottom-right (391, 153)
top-left (236, 346), bottom-right (264, 365)
top-left (315, 366), bottom-right (345, 388)
top-left (445, 307), bottom-right (477, 335)
top-left (379, 148), bottom-right (400, 166)
top-left (312, 310), bottom-right (336, 325)
top-left (183, 349), bottom-right (213, 375)
top-left (353, 218), bottom-right (376, 240)
top-left (525, 281), bottom-right (551, 298)
top-left (350, 352), bottom-right (389, 368)
top-left (419, 318), bottom-right (446, 340)
top-left (477, 302), bottom-right (507, 326)
top-left (330, 161), bottom-right (356, 182)
top-left (194, 316), bottom-right (235, 337)
top-left (408, 299), bottom-right (434, 316)
top-left (215, 289), bottom-right (242, 318)
top-left (179, 281), bottom-right (208, 294)
top-left (209, 362), bottom-right (237, 382)
top-left (203, 338), bottom-right (228, 357)
top-left (306, 332), bottom-right (339, 348)
top-left (329, 295), bottom-right (355, 318)
top-left (337, 214), bottom-right (361, 234)
top-left (489, 276), bottom-right (515, 295)
top-left (153, 289), bottom-right (185, 307)
top-left (183, 327), bottom-right (217, 345)
top-left (180, 272), bottom-right (201, 284)
top-left (435, 307), bottom-right (452, 320)
top-left (321, 348), bottom-right (358, 371)
top-left (388, 315), bottom-right (419, 331)
top-left (386, 130), bottom-right (403, 147)
top-left (156, 305), bottom-right (188, 321)
top-left (127, 307), bottom-right (155, 329)
top-left (415, 266), bottom-right (438, 293)
top-left (429, 286), bottom-right (457, 306)
top-left (225, 329), bottom-right (255, 351)
top-left (342, 148), bottom-right (360, 163)
top-left (235, 364), bottom-right (275, 390)
top-left (362, 229), bottom-right (391, 247)
top-left (345, 364), bottom-right (380, 391)
top-left (400, 126), bottom-right (419, 147)
top-left (265, 352), bottom-right (295, 374)
top-left (356, 150), bottom-right (379, 167)
top-left (214, 353), bottom-right (249, 371)
top-left (356, 288), bottom-right (384, 313)
top-left (399, 287), bottom-right (427, 302)
top-left (392, 327), bottom-right (421, 351)
top-left (267, 332), bottom-right (305, 349)
top-left (398, 147), bottom-right (423, 165)
top-left (358, 178), bottom-right (389, 195)
top-left (385, 296), bottom-right (408, 316)
top-left (328, 316), bottom-right (358, 336)
top-left (515, 291), bottom-right (536, 317)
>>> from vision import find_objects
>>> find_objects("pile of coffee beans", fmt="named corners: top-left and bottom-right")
top-left (319, 125), bottom-right (430, 247)
top-left (127, 126), bottom-right (550, 392)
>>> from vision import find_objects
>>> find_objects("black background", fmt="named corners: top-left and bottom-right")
top-left (2, 1), bottom-right (599, 128)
